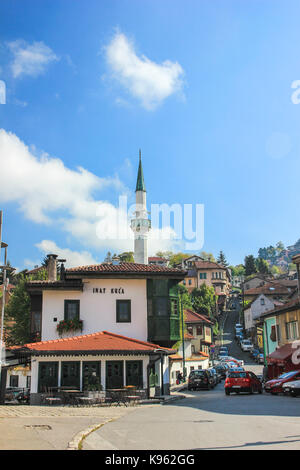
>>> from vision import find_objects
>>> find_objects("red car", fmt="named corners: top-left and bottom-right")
top-left (264, 370), bottom-right (300, 395)
top-left (224, 370), bottom-right (262, 395)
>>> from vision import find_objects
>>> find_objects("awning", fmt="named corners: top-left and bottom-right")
top-left (267, 343), bottom-right (297, 364)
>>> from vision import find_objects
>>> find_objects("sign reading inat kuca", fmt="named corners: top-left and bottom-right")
top-left (92, 287), bottom-right (125, 294)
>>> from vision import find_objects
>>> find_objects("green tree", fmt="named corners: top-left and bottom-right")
top-left (229, 264), bottom-right (245, 277)
top-left (244, 255), bottom-right (257, 276)
top-left (199, 251), bottom-right (216, 262)
top-left (190, 284), bottom-right (216, 317)
top-left (118, 251), bottom-right (134, 263)
top-left (177, 284), bottom-right (193, 309)
top-left (256, 257), bottom-right (270, 274)
top-left (217, 251), bottom-right (228, 267)
top-left (5, 269), bottom-right (47, 346)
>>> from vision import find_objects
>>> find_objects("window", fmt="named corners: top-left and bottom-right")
top-left (170, 299), bottom-right (178, 316)
top-left (187, 326), bottom-right (193, 335)
top-left (199, 273), bottom-right (207, 280)
top-left (83, 362), bottom-right (101, 391)
top-left (116, 300), bottom-right (131, 323)
top-left (196, 325), bottom-right (203, 336)
top-left (286, 321), bottom-right (299, 340)
top-left (61, 361), bottom-right (80, 389)
top-left (31, 311), bottom-right (41, 333)
top-left (260, 298), bottom-right (265, 306)
top-left (188, 279), bottom-right (192, 285)
top-left (155, 297), bottom-right (168, 317)
top-left (9, 375), bottom-right (19, 388)
top-left (64, 300), bottom-right (80, 321)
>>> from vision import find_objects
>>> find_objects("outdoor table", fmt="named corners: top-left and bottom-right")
top-left (106, 389), bottom-right (131, 406)
top-left (60, 390), bottom-right (82, 406)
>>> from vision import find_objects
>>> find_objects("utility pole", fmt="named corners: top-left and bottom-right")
top-left (180, 294), bottom-right (186, 381)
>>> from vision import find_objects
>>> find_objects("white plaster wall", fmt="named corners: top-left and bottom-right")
top-left (41, 278), bottom-right (148, 342)
top-left (251, 294), bottom-right (276, 320)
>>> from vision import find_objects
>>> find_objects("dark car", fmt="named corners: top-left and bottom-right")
top-left (187, 370), bottom-right (214, 390)
top-left (208, 368), bottom-right (219, 386)
top-left (225, 370), bottom-right (262, 395)
top-left (282, 379), bottom-right (300, 397)
top-left (264, 370), bottom-right (300, 394)
top-left (214, 363), bottom-right (228, 379)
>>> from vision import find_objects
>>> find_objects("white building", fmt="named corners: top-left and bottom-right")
top-left (244, 294), bottom-right (284, 331)
top-left (8, 155), bottom-right (186, 404)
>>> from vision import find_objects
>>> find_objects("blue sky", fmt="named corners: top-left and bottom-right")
top-left (1, 0), bottom-right (300, 270)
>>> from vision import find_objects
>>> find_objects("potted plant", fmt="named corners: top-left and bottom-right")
top-left (56, 318), bottom-right (83, 336)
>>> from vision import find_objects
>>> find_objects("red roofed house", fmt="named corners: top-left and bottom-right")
top-left (3, 157), bottom-right (187, 404)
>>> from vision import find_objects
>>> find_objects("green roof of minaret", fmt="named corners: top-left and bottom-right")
top-left (135, 149), bottom-right (146, 192)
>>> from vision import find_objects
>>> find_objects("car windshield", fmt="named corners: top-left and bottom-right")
top-left (278, 372), bottom-right (298, 379)
top-left (228, 372), bottom-right (247, 378)
top-left (190, 370), bottom-right (205, 377)
top-left (243, 341), bottom-right (251, 344)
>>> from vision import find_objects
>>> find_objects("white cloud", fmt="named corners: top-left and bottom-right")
top-left (7, 40), bottom-right (58, 78)
top-left (104, 32), bottom-right (184, 110)
top-left (35, 240), bottom-right (98, 268)
top-left (0, 129), bottom-right (184, 261)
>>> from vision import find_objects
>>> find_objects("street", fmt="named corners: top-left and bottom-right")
top-left (82, 305), bottom-right (300, 450)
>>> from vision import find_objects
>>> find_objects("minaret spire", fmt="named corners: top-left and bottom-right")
top-left (135, 149), bottom-right (146, 192)
top-left (130, 150), bottom-right (151, 264)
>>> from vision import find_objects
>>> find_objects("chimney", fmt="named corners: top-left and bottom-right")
top-left (47, 254), bottom-right (58, 281)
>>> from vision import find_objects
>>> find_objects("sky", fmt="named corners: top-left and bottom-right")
top-left (0, 0), bottom-right (300, 270)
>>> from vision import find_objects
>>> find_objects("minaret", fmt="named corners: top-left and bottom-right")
top-left (131, 150), bottom-right (151, 264)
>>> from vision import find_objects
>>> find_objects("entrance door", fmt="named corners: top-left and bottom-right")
top-left (106, 361), bottom-right (124, 389)
top-left (61, 362), bottom-right (80, 389)
top-left (38, 362), bottom-right (59, 392)
top-left (126, 360), bottom-right (143, 388)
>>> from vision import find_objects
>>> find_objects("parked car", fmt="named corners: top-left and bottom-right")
top-left (219, 346), bottom-right (229, 354)
top-left (208, 368), bottom-right (219, 386)
top-left (187, 370), bottom-right (214, 391)
top-left (250, 348), bottom-right (260, 359)
top-left (282, 379), bottom-right (300, 397)
top-left (264, 370), bottom-right (300, 394)
top-left (256, 353), bottom-right (264, 364)
top-left (218, 351), bottom-right (229, 360)
top-left (225, 370), bottom-right (262, 395)
top-left (220, 356), bottom-right (244, 367)
top-left (214, 363), bottom-right (229, 379)
top-left (241, 339), bottom-right (254, 352)
top-left (235, 323), bottom-right (243, 330)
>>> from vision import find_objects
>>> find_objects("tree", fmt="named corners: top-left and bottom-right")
top-left (190, 284), bottom-right (216, 317)
top-left (244, 255), bottom-right (257, 276)
top-left (104, 252), bottom-right (112, 263)
top-left (5, 269), bottom-right (47, 346)
top-left (229, 264), bottom-right (245, 277)
top-left (5, 276), bottom-right (31, 346)
top-left (118, 252), bottom-right (134, 263)
top-left (199, 251), bottom-right (216, 262)
top-left (217, 251), bottom-right (228, 267)
top-left (256, 257), bottom-right (270, 274)
top-left (177, 284), bottom-right (193, 309)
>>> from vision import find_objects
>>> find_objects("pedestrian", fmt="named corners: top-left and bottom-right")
top-left (177, 372), bottom-right (183, 384)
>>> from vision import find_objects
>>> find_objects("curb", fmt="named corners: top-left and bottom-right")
top-left (68, 417), bottom-right (117, 450)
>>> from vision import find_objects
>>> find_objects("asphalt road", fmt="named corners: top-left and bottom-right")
top-left (83, 302), bottom-right (300, 450)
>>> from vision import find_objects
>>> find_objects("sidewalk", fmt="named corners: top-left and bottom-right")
top-left (0, 390), bottom-right (186, 450)
top-left (0, 405), bottom-right (145, 450)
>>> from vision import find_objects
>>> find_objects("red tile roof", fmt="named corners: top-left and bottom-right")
top-left (66, 262), bottom-right (183, 274)
top-left (184, 308), bottom-right (213, 324)
top-left (244, 282), bottom-right (294, 296)
top-left (10, 331), bottom-right (175, 355)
